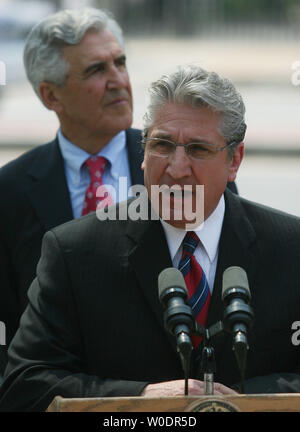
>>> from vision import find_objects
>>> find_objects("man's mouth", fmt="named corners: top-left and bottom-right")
top-left (105, 98), bottom-right (128, 107)
top-left (162, 185), bottom-right (194, 198)
top-left (104, 91), bottom-right (130, 107)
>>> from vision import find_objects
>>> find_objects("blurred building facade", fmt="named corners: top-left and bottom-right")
top-left (0, 0), bottom-right (300, 215)
top-left (96, 0), bottom-right (300, 39)
top-left (2, 0), bottom-right (299, 39)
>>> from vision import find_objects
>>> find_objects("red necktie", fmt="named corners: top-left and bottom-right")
top-left (82, 156), bottom-right (113, 216)
top-left (178, 231), bottom-right (211, 347)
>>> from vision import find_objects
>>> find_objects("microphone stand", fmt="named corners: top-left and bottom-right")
top-left (197, 320), bottom-right (249, 395)
top-left (201, 340), bottom-right (216, 395)
top-left (178, 322), bottom-right (206, 396)
top-left (175, 331), bottom-right (193, 396)
top-left (231, 327), bottom-right (248, 394)
top-left (193, 324), bottom-right (216, 395)
top-left (183, 354), bottom-right (190, 396)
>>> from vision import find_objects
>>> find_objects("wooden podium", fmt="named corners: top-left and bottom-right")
top-left (47, 394), bottom-right (300, 412)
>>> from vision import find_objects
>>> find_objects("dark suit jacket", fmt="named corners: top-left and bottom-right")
top-left (0, 190), bottom-right (300, 411)
top-left (0, 128), bottom-right (144, 374)
top-left (0, 129), bottom-right (238, 379)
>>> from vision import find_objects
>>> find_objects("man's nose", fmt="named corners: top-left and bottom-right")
top-left (106, 65), bottom-right (128, 90)
top-left (165, 146), bottom-right (192, 179)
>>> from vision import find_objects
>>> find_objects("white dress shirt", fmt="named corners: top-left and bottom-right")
top-left (160, 195), bottom-right (225, 293)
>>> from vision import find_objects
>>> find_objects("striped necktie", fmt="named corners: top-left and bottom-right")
top-left (178, 231), bottom-right (211, 347)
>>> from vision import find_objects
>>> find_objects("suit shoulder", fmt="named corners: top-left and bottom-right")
top-left (240, 195), bottom-right (300, 222)
top-left (0, 141), bottom-right (56, 181)
top-left (126, 128), bottom-right (142, 143)
top-left (50, 200), bottom-right (132, 245)
top-left (239, 195), bottom-right (300, 237)
top-left (127, 127), bottom-right (142, 136)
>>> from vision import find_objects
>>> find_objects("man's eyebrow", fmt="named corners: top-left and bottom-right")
top-left (83, 61), bottom-right (105, 76)
top-left (115, 54), bottom-right (126, 63)
top-left (151, 132), bottom-right (172, 140)
top-left (151, 132), bottom-right (211, 144)
top-left (83, 54), bottom-right (126, 76)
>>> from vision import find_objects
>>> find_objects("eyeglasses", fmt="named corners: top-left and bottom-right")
top-left (143, 137), bottom-right (237, 160)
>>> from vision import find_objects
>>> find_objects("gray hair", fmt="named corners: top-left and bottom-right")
top-left (143, 65), bottom-right (246, 156)
top-left (24, 8), bottom-right (124, 103)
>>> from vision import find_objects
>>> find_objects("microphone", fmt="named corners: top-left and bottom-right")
top-left (158, 268), bottom-right (195, 394)
top-left (222, 266), bottom-right (254, 390)
top-left (158, 268), bottom-right (194, 356)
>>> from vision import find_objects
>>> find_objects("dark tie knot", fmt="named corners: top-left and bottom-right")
top-left (182, 231), bottom-right (200, 255)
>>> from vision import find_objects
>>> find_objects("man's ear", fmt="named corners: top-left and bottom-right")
top-left (39, 82), bottom-right (63, 114)
top-left (227, 142), bottom-right (244, 183)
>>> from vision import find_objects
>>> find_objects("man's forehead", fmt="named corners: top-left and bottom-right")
top-left (62, 29), bottom-right (123, 63)
top-left (153, 103), bottom-right (220, 123)
top-left (147, 104), bottom-right (224, 145)
top-left (151, 103), bottom-right (219, 127)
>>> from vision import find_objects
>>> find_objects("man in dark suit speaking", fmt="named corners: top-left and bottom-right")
top-left (1, 65), bottom-right (300, 411)
top-left (0, 8), bottom-right (144, 374)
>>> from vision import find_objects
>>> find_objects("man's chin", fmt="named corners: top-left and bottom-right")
top-left (102, 112), bottom-right (133, 135)
top-left (148, 186), bottom-right (205, 229)
top-left (162, 218), bottom-right (189, 229)
top-left (161, 209), bottom-right (203, 230)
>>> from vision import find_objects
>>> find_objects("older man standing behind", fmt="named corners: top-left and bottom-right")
top-left (0, 8), bottom-right (144, 375)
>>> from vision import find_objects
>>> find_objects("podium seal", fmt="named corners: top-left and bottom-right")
top-left (186, 398), bottom-right (240, 412)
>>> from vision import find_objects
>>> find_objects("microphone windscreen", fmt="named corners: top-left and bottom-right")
top-left (158, 267), bottom-right (187, 300)
top-left (222, 266), bottom-right (250, 300)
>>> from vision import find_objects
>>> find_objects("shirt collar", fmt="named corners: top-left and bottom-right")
top-left (57, 129), bottom-right (126, 182)
top-left (99, 131), bottom-right (126, 179)
top-left (160, 194), bottom-right (225, 263)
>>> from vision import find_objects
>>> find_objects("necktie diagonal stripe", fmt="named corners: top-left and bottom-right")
top-left (178, 231), bottom-right (211, 348)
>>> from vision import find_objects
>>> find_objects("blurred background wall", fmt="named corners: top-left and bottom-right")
top-left (0, 0), bottom-right (300, 215)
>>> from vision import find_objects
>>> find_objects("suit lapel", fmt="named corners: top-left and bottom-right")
top-left (126, 201), bottom-right (180, 356)
top-left (126, 128), bottom-right (144, 186)
top-left (206, 189), bottom-right (257, 358)
top-left (26, 139), bottom-right (73, 231)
